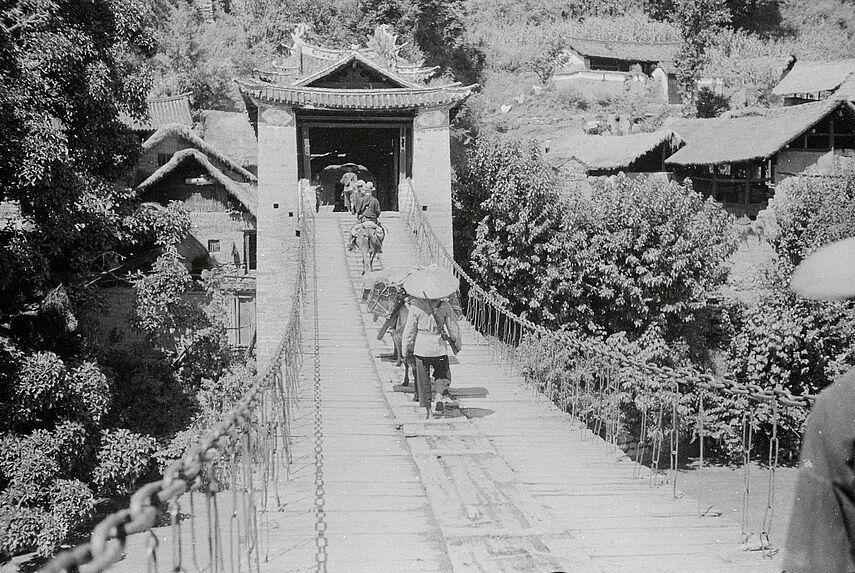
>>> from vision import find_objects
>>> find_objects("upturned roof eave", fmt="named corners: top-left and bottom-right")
top-left (235, 79), bottom-right (477, 111)
top-left (292, 51), bottom-right (424, 90)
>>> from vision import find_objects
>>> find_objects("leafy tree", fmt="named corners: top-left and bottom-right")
top-left (0, 0), bottom-right (245, 557)
top-left (464, 138), bottom-right (566, 322)
top-left (671, 0), bottom-right (730, 100)
top-left (695, 86), bottom-right (730, 117)
top-left (412, 0), bottom-right (484, 84)
top-left (529, 29), bottom-right (568, 84)
top-left (558, 175), bottom-right (737, 337)
top-left (460, 141), bottom-right (736, 338)
top-left (714, 161), bottom-right (855, 459)
top-left (770, 161), bottom-right (855, 265)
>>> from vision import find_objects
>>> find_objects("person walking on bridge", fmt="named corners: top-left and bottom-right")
top-left (402, 269), bottom-right (462, 418)
top-left (340, 165), bottom-right (358, 213)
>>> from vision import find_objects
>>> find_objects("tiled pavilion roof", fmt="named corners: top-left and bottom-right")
top-left (120, 93), bottom-right (193, 132)
top-left (238, 46), bottom-right (475, 112)
top-left (236, 79), bottom-right (475, 111)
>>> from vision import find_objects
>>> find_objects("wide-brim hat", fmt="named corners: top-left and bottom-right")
top-left (403, 268), bottom-right (459, 299)
top-left (387, 268), bottom-right (413, 285)
top-left (356, 179), bottom-right (366, 187)
top-left (790, 237), bottom-right (855, 300)
top-left (364, 181), bottom-right (375, 189)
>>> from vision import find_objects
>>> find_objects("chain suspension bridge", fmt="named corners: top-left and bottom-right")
top-left (40, 182), bottom-right (811, 573)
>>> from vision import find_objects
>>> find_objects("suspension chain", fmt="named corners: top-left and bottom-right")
top-left (311, 220), bottom-right (328, 572)
top-left (399, 181), bottom-right (816, 411)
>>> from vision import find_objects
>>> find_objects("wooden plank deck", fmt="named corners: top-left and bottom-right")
top-left (96, 211), bottom-right (784, 573)
top-left (336, 211), bottom-right (784, 573)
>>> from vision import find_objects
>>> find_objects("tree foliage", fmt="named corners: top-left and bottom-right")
top-left (695, 86), bottom-right (730, 117)
top-left (559, 175), bottom-right (737, 337)
top-left (714, 162), bottom-right (855, 459)
top-left (460, 139), bottom-right (737, 341)
top-left (671, 0), bottom-right (731, 98)
top-left (770, 161), bottom-right (855, 265)
top-left (0, 0), bottom-right (246, 558)
top-left (468, 138), bottom-right (566, 322)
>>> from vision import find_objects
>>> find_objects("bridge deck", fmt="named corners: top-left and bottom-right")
top-left (326, 211), bottom-right (781, 572)
top-left (101, 211), bottom-right (783, 572)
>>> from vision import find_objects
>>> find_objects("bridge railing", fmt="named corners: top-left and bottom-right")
top-left (41, 192), bottom-right (316, 573)
top-left (398, 178), bottom-right (814, 555)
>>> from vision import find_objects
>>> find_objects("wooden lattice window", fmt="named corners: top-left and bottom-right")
top-left (208, 239), bottom-right (220, 253)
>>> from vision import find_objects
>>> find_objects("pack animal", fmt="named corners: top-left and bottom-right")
top-left (356, 223), bottom-right (385, 275)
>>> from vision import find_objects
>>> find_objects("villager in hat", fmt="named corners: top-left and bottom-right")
top-left (340, 165), bottom-right (358, 212)
top-left (350, 179), bottom-right (366, 216)
top-left (358, 181), bottom-right (381, 224)
top-left (349, 181), bottom-right (383, 251)
top-left (402, 269), bottom-right (461, 418)
top-left (784, 237), bottom-right (855, 573)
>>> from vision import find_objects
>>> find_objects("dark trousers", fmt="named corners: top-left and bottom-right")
top-left (413, 355), bottom-right (451, 408)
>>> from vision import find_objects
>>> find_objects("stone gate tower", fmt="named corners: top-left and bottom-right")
top-left (237, 26), bottom-right (475, 366)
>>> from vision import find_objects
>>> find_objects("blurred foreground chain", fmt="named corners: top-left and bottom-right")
top-left (39, 201), bottom-right (314, 573)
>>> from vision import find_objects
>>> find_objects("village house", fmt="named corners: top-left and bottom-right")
top-left (546, 130), bottom-right (684, 176)
top-left (102, 121), bottom-right (259, 349)
top-left (119, 93), bottom-right (193, 140)
top-left (664, 99), bottom-right (855, 218)
top-left (236, 24), bottom-right (474, 365)
top-left (772, 59), bottom-right (855, 106)
top-left (134, 123), bottom-right (258, 274)
top-left (553, 37), bottom-right (681, 103)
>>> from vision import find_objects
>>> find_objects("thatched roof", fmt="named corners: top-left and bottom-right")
top-left (772, 59), bottom-right (855, 97)
top-left (547, 130), bottom-right (684, 171)
top-left (120, 93), bottom-right (193, 132)
top-left (135, 148), bottom-right (257, 217)
top-left (142, 124), bottom-right (257, 183)
top-left (664, 99), bottom-right (855, 166)
top-left (835, 74), bottom-right (855, 101)
top-left (565, 37), bottom-right (679, 64)
top-left (198, 111), bottom-right (257, 169)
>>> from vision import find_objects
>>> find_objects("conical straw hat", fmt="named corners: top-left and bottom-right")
top-left (790, 237), bottom-right (855, 300)
top-left (403, 268), bottom-right (459, 299)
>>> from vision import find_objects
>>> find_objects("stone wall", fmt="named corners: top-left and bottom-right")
top-left (255, 105), bottom-right (301, 368)
top-left (412, 107), bottom-right (454, 257)
top-left (186, 210), bottom-right (256, 270)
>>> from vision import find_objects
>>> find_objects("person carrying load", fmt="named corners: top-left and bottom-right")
top-left (402, 268), bottom-right (462, 418)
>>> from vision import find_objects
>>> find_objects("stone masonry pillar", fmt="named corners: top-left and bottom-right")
top-left (411, 107), bottom-right (454, 258)
top-left (255, 104), bottom-right (300, 369)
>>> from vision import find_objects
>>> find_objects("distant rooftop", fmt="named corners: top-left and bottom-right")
top-left (565, 37), bottom-right (679, 64)
top-left (548, 130), bottom-right (684, 171)
top-left (120, 93), bottom-right (193, 132)
top-left (772, 59), bottom-right (855, 97)
top-left (664, 99), bottom-right (855, 166)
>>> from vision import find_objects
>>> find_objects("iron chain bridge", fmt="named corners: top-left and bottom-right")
top-left (41, 182), bottom-right (808, 573)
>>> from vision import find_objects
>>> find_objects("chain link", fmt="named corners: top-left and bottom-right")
top-left (40, 203), bottom-right (314, 573)
top-left (310, 206), bottom-right (328, 572)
